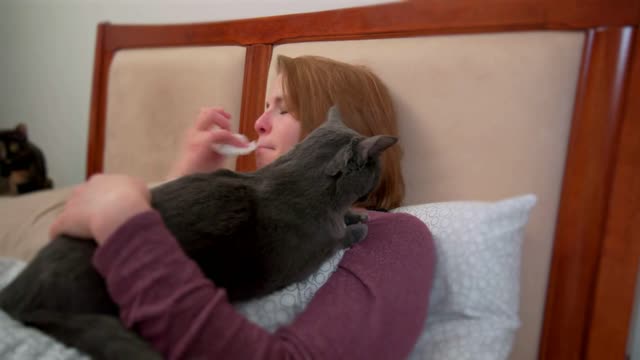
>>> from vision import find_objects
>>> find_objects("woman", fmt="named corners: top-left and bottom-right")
top-left (50, 55), bottom-right (436, 359)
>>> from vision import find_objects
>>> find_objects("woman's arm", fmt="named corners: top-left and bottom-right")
top-left (92, 210), bottom-right (435, 360)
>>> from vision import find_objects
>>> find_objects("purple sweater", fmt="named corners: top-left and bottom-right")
top-left (92, 210), bottom-right (435, 360)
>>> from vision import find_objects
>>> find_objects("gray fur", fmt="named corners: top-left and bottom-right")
top-left (0, 107), bottom-right (397, 359)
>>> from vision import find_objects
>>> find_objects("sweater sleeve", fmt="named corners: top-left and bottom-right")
top-left (93, 210), bottom-right (435, 360)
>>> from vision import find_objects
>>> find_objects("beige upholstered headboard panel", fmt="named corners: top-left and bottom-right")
top-left (269, 31), bottom-right (584, 360)
top-left (103, 46), bottom-right (246, 182)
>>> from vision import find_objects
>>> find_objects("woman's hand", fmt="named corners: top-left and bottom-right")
top-left (49, 174), bottom-right (151, 245)
top-left (167, 107), bottom-right (249, 179)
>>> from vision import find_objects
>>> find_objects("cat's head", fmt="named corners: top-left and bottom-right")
top-left (0, 124), bottom-right (30, 177)
top-left (276, 106), bottom-right (397, 209)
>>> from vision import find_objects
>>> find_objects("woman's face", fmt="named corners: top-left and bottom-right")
top-left (254, 74), bottom-right (302, 168)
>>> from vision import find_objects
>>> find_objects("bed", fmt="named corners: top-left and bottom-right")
top-left (1, 1), bottom-right (638, 359)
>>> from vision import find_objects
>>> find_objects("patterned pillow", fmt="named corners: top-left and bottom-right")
top-left (395, 194), bottom-right (537, 359)
top-left (236, 194), bottom-right (536, 360)
top-left (235, 250), bottom-right (346, 332)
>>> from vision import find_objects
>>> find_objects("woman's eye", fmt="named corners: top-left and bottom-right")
top-left (280, 111), bottom-right (289, 115)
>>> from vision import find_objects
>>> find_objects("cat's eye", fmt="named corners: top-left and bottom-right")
top-left (9, 142), bottom-right (19, 153)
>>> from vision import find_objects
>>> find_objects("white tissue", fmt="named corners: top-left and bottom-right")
top-left (212, 133), bottom-right (257, 156)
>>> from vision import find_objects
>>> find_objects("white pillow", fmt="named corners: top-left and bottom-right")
top-left (235, 249), bottom-right (346, 332)
top-left (236, 194), bottom-right (536, 360)
top-left (394, 194), bottom-right (537, 360)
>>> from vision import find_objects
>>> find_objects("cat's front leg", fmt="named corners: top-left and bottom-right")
top-left (341, 223), bottom-right (368, 248)
top-left (344, 210), bottom-right (368, 225)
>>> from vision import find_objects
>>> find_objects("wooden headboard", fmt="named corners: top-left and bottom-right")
top-left (84, 1), bottom-right (640, 359)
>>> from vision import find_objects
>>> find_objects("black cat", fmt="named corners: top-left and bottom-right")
top-left (0, 107), bottom-right (397, 359)
top-left (0, 124), bottom-right (53, 195)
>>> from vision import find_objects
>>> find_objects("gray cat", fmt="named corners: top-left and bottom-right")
top-left (0, 107), bottom-right (397, 359)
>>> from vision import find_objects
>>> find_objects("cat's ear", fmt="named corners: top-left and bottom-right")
top-left (357, 135), bottom-right (397, 160)
top-left (15, 124), bottom-right (27, 137)
top-left (326, 105), bottom-right (344, 126)
top-left (325, 146), bottom-right (352, 176)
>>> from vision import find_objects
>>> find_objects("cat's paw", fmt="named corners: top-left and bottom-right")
top-left (342, 223), bottom-right (368, 248)
top-left (344, 210), bottom-right (368, 226)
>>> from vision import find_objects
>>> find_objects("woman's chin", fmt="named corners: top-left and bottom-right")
top-left (255, 150), bottom-right (275, 168)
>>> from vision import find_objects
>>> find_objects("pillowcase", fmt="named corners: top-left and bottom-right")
top-left (235, 249), bottom-right (346, 332)
top-left (394, 194), bottom-right (537, 360)
top-left (236, 194), bottom-right (536, 360)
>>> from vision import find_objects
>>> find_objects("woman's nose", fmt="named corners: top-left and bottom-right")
top-left (254, 111), bottom-right (272, 135)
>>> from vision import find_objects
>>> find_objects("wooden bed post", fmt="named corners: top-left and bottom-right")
top-left (584, 28), bottom-right (640, 360)
top-left (86, 22), bottom-right (110, 178)
top-left (539, 26), bottom-right (636, 360)
top-left (236, 44), bottom-right (272, 173)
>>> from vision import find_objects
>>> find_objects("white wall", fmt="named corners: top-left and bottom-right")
top-left (0, 0), bottom-right (395, 187)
